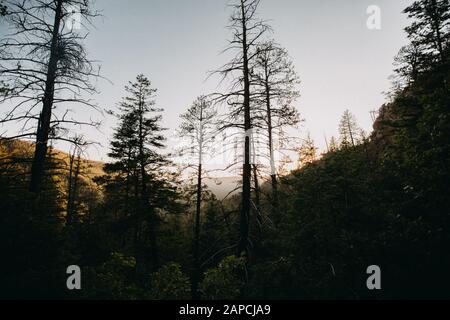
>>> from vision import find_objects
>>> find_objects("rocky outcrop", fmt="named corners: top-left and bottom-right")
top-left (371, 89), bottom-right (423, 148)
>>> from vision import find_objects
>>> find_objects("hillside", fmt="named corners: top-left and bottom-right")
top-left (0, 139), bottom-right (104, 180)
top-left (0, 139), bottom-right (242, 200)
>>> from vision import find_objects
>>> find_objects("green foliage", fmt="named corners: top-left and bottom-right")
top-left (147, 263), bottom-right (191, 300)
top-left (97, 74), bottom-right (182, 282)
top-left (247, 257), bottom-right (301, 299)
top-left (200, 256), bottom-right (246, 300)
top-left (265, 50), bottom-right (450, 298)
top-left (82, 253), bottom-right (140, 300)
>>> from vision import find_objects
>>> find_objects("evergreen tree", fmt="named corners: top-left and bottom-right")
top-left (329, 136), bottom-right (339, 152)
top-left (252, 40), bottom-right (301, 217)
top-left (339, 110), bottom-right (363, 147)
top-left (297, 133), bottom-right (318, 168)
top-left (178, 96), bottom-right (217, 298)
top-left (404, 0), bottom-right (450, 64)
top-left (101, 75), bottom-right (179, 283)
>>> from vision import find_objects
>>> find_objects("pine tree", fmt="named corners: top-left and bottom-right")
top-left (339, 110), bottom-right (363, 147)
top-left (329, 136), bottom-right (339, 152)
top-left (252, 40), bottom-right (301, 215)
top-left (103, 75), bottom-right (178, 282)
top-left (212, 0), bottom-right (271, 256)
top-left (178, 96), bottom-right (217, 299)
top-left (298, 133), bottom-right (318, 168)
top-left (404, 0), bottom-right (450, 64)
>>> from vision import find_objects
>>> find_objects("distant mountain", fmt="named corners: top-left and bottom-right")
top-left (203, 176), bottom-right (241, 200)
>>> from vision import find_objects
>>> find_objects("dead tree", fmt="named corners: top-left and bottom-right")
top-left (0, 0), bottom-right (101, 194)
top-left (252, 40), bottom-right (300, 217)
top-left (178, 96), bottom-right (217, 299)
top-left (211, 0), bottom-right (271, 257)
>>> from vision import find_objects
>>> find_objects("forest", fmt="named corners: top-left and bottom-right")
top-left (0, 0), bottom-right (449, 300)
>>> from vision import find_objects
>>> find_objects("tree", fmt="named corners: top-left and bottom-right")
top-left (339, 110), bottom-right (363, 147)
top-left (404, 0), bottom-right (450, 64)
top-left (178, 96), bottom-right (217, 299)
top-left (103, 74), bottom-right (179, 282)
top-left (391, 0), bottom-right (449, 92)
top-left (148, 263), bottom-right (191, 300)
top-left (199, 255), bottom-right (246, 300)
top-left (212, 0), bottom-right (271, 257)
top-left (329, 136), bottom-right (339, 152)
top-left (0, 0), bottom-right (10, 100)
top-left (297, 133), bottom-right (318, 168)
top-left (0, 0), bottom-right (101, 193)
top-left (252, 40), bottom-right (301, 213)
top-left (393, 43), bottom-right (425, 88)
top-left (65, 136), bottom-right (90, 225)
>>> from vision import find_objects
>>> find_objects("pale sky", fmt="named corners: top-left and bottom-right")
top-left (1, 0), bottom-right (414, 162)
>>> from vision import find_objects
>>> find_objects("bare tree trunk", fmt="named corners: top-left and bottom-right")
top-left (264, 72), bottom-right (280, 218)
top-left (72, 154), bottom-right (81, 216)
top-left (238, 0), bottom-right (252, 257)
top-left (66, 151), bottom-right (75, 224)
top-left (252, 164), bottom-right (262, 239)
top-left (262, 61), bottom-right (281, 223)
top-left (138, 99), bottom-right (158, 272)
top-left (192, 163), bottom-right (202, 299)
top-left (125, 150), bottom-right (132, 214)
top-left (347, 119), bottom-right (355, 147)
top-left (67, 152), bottom-right (81, 225)
top-left (192, 105), bottom-right (204, 299)
top-left (29, 0), bottom-right (63, 193)
top-left (133, 168), bottom-right (143, 278)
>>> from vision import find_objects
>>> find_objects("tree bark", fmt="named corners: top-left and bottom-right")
top-left (264, 66), bottom-right (280, 218)
top-left (347, 117), bottom-right (355, 147)
top-left (29, 0), bottom-right (63, 193)
top-left (67, 152), bottom-right (81, 225)
top-left (192, 163), bottom-right (202, 299)
top-left (66, 151), bottom-right (75, 224)
top-left (138, 98), bottom-right (158, 271)
top-left (192, 104), bottom-right (204, 299)
top-left (252, 164), bottom-right (262, 239)
top-left (238, 0), bottom-right (251, 257)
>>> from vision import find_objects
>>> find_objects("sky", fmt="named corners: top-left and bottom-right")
top-left (2, 0), bottom-right (414, 163)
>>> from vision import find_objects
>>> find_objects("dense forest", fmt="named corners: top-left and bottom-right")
top-left (0, 0), bottom-right (449, 300)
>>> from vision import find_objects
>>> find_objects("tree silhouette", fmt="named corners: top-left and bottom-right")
top-left (178, 96), bottom-right (217, 298)
top-left (212, 0), bottom-right (271, 257)
top-left (102, 75), bottom-right (179, 282)
top-left (297, 133), bottom-right (318, 168)
top-left (0, 0), bottom-right (101, 193)
top-left (404, 0), bottom-right (450, 64)
top-left (339, 110), bottom-right (363, 147)
top-left (252, 40), bottom-right (301, 214)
